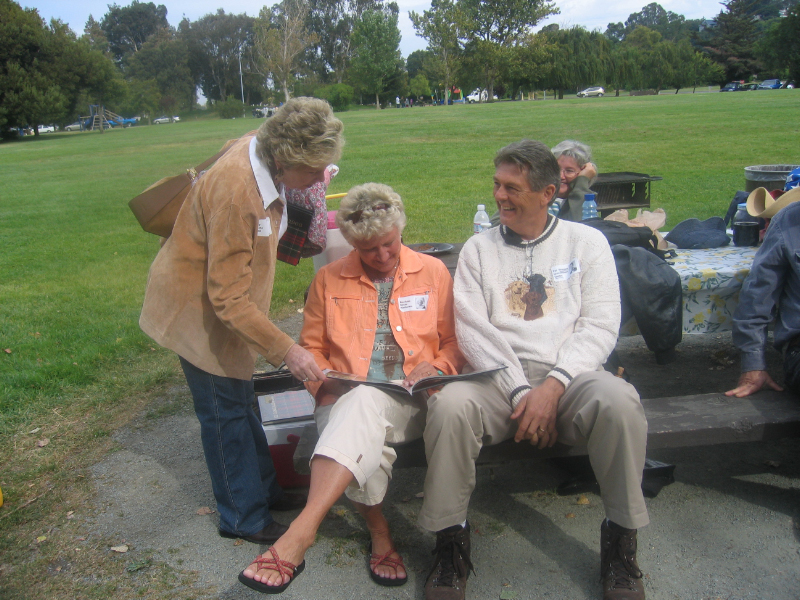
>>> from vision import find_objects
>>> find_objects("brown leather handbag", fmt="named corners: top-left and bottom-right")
top-left (128, 139), bottom-right (237, 238)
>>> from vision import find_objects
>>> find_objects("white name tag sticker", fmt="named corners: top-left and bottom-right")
top-left (398, 294), bottom-right (429, 312)
top-left (257, 218), bottom-right (272, 237)
top-left (551, 258), bottom-right (581, 282)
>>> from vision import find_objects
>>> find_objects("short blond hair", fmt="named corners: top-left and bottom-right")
top-left (336, 183), bottom-right (407, 243)
top-left (256, 97), bottom-right (344, 173)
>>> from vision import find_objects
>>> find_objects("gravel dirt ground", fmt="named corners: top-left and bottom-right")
top-left (85, 314), bottom-right (800, 599)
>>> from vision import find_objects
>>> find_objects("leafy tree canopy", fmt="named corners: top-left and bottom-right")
top-left (606, 3), bottom-right (701, 43)
top-left (1, 0), bottom-right (121, 132)
top-left (101, 1), bottom-right (169, 62)
top-left (349, 5), bottom-right (401, 108)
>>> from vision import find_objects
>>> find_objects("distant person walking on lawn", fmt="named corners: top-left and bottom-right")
top-left (139, 97), bottom-right (343, 546)
top-left (238, 183), bottom-right (465, 594)
top-left (422, 140), bottom-right (650, 600)
top-left (727, 198), bottom-right (800, 397)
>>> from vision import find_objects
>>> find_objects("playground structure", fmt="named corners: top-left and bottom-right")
top-left (79, 105), bottom-right (138, 130)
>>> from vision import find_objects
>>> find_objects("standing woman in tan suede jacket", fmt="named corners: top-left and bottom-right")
top-left (139, 97), bottom-right (344, 545)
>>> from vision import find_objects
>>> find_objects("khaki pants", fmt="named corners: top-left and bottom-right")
top-left (314, 385), bottom-right (427, 506)
top-left (314, 361), bottom-right (650, 532)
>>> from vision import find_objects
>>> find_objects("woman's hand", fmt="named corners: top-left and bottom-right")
top-left (283, 344), bottom-right (326, 383)
top-left (402, 361), bottom-right (440, 388)
top-left (579, 162), bottom-right (597, 180)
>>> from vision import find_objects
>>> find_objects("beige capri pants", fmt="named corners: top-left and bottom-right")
top-left (313, 360), bottom-right (650, 533)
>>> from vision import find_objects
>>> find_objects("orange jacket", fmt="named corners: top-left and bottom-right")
top-left (300, 245), bottom-right (465, 399)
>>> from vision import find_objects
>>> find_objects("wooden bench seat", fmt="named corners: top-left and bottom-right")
top-left (292, 390), bottom-right (800, 473)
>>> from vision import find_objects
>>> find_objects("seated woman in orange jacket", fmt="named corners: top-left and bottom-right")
top-left (239, 183), bottom-right (465, 594)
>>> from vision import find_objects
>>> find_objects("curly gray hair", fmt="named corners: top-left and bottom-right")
top-left (255, 97), bottom-right (344, 175)
top-left (551, 140), bottom-right (592, 168)
top-left (336, 183), bottom-right (407, 243)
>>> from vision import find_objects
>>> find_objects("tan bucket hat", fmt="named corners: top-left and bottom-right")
top-left (746, 186), bottom-right (800, 219)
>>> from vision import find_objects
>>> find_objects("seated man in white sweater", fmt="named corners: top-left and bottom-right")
top-left (420, 140), bottom-right (649, 600)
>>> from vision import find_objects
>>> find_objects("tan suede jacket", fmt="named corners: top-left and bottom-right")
top-left (139, 133), bottom-right (295, 379)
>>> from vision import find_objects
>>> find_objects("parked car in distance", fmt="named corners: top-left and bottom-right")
top-left (153, 116), bottom-right (172, 124)
top-left (64, 122), bottom-right (82, 131)
top-left (466, 88), bottom-right (497, 103)
top-left (720, 82), bottom-right (745, 92)
top-left (37, 124), bottom-right (55, 133)
top-left (577, 86), bottom-right (604, 97)
top-left (171, 116), bottom-right (180, 122)
top-left (782, 81), bottom-right (795, 89)
top-left (742, 83), bottom-right (759, 91)
top-left (757, 79), bottom-right (782, 89)
top-left (253, 107), bottom-right (275, 118)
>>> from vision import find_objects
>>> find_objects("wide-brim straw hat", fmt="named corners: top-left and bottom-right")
top-left (747, 186), bottom-right (800, 219)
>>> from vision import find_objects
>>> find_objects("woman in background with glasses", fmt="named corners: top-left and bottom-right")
top-left (551, 140), bottom-right (598, 222)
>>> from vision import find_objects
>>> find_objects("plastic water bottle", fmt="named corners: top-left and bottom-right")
top-left (732, 202), bottom-right (759, 246)
top-left (473, 204), bottom-right (491, 234)
top-left (582, 193), bottom-right (599, 221)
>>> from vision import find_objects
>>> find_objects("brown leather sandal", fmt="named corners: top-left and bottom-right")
top-left (238, 546), bottom-right (305, 594)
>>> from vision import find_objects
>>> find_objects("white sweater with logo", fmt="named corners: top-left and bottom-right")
top-left (454, 218), bottom-right (620, 406)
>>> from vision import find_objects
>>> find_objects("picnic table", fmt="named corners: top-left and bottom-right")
top-left (626, 245), bottom-right (759, 335)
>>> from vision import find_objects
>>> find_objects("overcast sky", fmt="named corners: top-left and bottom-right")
top-left (24, 0), bottom-right (725, 58)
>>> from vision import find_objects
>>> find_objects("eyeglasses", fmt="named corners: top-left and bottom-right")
top-left (561, 168), bottom-right (579, 177)
top-left (345, 203), bottom-right (390, 224)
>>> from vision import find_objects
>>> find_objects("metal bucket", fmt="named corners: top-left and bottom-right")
top-left (744, 164), bottom-right (799, 192)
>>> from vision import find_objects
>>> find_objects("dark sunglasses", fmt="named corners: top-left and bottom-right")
top-left (345, 203), bottom-right (390, 224)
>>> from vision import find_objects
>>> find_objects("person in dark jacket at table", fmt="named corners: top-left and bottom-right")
top-left (726, 201), bottom-right (800, 397)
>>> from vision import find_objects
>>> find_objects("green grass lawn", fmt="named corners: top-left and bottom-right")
top-left (2, 91), bottom-right (799, 432)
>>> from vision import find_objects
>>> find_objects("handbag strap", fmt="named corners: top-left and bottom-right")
top-left (193, 138), bottom-right (239, 174)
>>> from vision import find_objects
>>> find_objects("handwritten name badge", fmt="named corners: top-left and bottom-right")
top-left (551, 258), bottom-right (580, 282)
top-left (257, 218), bottom-right (272, 237)
top-left (398, 294), bottom-right (429, 312)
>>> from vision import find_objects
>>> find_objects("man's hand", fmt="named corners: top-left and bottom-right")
top-left (510, 377), bottom-right (565, 448)
top-left (725, 370), bottom-right (783, 398)
top-left (283, 344), bottom-right (326, 383)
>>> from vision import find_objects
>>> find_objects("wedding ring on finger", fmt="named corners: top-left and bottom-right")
top-left (302, 377), bottom-right (309, 382)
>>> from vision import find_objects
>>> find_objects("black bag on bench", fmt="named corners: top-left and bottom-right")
top-left (584, 219), bottom-right (665, 258)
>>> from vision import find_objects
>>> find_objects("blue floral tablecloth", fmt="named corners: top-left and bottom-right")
top-left (620, 246), bottom-right (758, 335)
top-left (670, 246), bottom-right (758, 334)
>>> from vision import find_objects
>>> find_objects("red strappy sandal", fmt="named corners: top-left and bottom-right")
top-left (238, 546), bottom-right (306, 594)
top-left (369, 546), bottom-right (408, 587)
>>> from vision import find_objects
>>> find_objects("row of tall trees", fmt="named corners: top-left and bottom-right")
top-left (1, 0), bottom-right (407, 132)
top-left (408, 0), bottom-right (798, 103)
top-left (3, 0), bottom-right (799, 133)
top-left (101, 0), bottom-right (406, 112)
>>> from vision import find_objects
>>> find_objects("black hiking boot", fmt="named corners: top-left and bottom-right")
top-left (425, 522), bottom-right (475, 600)
top-left (600, 519), bottom-right (645, 600)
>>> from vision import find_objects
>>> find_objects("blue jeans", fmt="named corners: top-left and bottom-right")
top-left (180, 357), bottom-right (284, 535)
top-left (785, 343), bottom-right (800, 395)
